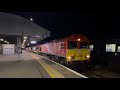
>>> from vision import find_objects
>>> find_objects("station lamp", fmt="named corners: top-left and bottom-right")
top-left (7, 42), bottom-right (9, 44)
top-left (27, 43), bottom-right (29, 46)
top-left (24, 36), bottom-right (27, 39)
top-left (24, 39), bottom-right (26, 42)
top-left (0, 39), bottom-right (3, 41)
top-left (35, 35), bottom-right (40, 38)
top-left (30, 41), bottom-right (37, 44)
top-left (30, 18), bottom-right (33, 21)
top-left (78, 38), bottom-right (81, 41)
top-left (4, 41), bottom-right (7, 43)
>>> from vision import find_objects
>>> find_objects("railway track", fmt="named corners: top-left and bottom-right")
top-left (81, 68), bottom-right (120, 78)
top-left (81, 72), bottom-right (101, 78)
top-left (43, 55), bottom-right (104, 78)
top-left (31, 52), bottom-right (120, 78)
top-left (66, 64), bottom-right (120, 78)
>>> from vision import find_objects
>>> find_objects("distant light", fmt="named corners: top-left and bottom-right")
top-left (22, 45), bottom-right (25, 48)
top-left (4, 41), bottom-right (7, 43)
top-left (27, 43), bottom-right (29, 46)
top-left (0, 39), bottom-right (3, 41)
top-left (7, 42), bottom-right (9, 44)
top-left (30, 41), bottom-right (37, 44)
top-left (78, 38), bottom-right (81, 41)
top-left (24, 39), bottom-right (26, 42)
top-left (24, 36), bottom-right (27, 39)
top-left (30, 18), bottom-right (33, 21)
top-left (35, 35), bottom-right (40, 38)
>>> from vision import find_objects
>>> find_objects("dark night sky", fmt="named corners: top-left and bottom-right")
top-left (7, 12), bottom-right (96, 41)
top-left (5, 9), bottom-right (120, 43)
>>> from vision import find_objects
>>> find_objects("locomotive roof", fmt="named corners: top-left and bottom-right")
top-left (39, 34), bottom-right (90, 44)
top-left (27, 34), bottom-right (90, 47)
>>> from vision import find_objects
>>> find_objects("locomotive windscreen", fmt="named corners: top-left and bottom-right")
top-left (68, 41), bottom-right (78, 49)
top-left (68, 41), bottom-right (89, 49)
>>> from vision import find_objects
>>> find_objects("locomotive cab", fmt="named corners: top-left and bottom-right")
top-left (66, 36), bottom-right (91, 62)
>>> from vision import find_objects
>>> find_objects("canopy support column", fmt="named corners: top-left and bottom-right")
top-left (16, 36), bottom-right (22, 54)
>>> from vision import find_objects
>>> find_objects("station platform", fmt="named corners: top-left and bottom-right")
top-left (0, 50), bottom-right (87, 78)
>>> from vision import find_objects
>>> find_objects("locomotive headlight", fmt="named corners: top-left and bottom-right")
top-left (68, 56), bottom-right (72, 60)
top-left (86, 55), bottom-right (90, 58)
top-left (67, 56), bottom-right (74, 60)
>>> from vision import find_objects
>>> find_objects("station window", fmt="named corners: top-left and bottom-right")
top-left (68, 41), bottom-right (78, 49)
top-left (89, 45), bottom-right (94, 51)
top-left (106, 44), bottom-right (116, 52)
top-left (117, 46), bottom-right (120, 52)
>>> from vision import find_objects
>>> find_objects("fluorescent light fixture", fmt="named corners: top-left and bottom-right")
top-left (35, 35), bottom-right (40, 37)
top-left (30, 41), bottom-right (37, 44)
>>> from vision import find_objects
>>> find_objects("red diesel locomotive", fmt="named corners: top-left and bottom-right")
top-left (27, 34), bottom-right (91, 66)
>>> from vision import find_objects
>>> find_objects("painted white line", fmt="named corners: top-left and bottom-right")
top-left (90, 73), bottom-right (100, 78)
top-left (32, 53), bottom-right (88, 78)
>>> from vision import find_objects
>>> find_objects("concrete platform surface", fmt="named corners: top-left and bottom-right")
top-left (0, 50), bottom-right (87, 78)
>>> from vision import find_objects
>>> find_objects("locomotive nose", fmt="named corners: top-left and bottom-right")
top-left (78, 54), bottom-right (82, 57)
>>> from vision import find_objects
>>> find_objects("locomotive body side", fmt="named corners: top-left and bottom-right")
top-left (38, 34), bottom-right (91, 63)
top-left (38, 40), bottom-right (67, 58)
top-left (27, 34), bottom-right (91, 68)
top-left (38, 41), bottom-right (57, 55)
top-left (56, 40), bottom-right (67, 57)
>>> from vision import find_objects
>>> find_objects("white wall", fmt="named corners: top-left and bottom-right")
top-left (2, 44), bottom-right (15, 55)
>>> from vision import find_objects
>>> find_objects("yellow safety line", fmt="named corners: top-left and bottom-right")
top-left (30, 54), bottom-right (55, 78)
top-left (29, 53), bottom-right (64, 78)
top-left (39, 55), bottom-right (88, 78)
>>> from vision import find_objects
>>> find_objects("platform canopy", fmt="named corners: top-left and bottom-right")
top-left (0, 12), bottom-right (50, 40)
